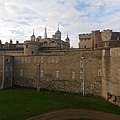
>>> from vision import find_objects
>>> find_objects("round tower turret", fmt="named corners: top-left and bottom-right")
top-left (55, 25), bottom-right (61, 40)
top-left (65, 33), bottom-right (70, 44)
top-left (31, 29), bottom-right (36, 41)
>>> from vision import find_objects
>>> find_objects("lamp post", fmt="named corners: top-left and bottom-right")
top-left (81, 56), bottom-right (94, 96)
top-left (1, 49), bottom-right (5, 89)
top-left (37, 64), bottom-right (40, 91)
top-left (82, 56), bottom-right (85, 96)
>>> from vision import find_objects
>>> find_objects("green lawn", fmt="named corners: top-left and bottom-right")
top-left (0, 88), bottom-right (120, 120)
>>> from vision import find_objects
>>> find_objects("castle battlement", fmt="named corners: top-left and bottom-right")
top-left (79, 33), bottom-right (91, 39)
top-left (79, 29), bottom-right (120, 50)
top-left (101, 29), bottom-right (112, 33)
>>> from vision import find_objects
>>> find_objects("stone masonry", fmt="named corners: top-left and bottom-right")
top-left (13, 49), bottom-right (102, 96)
top-left (0, 28), bottom-right (120, 107)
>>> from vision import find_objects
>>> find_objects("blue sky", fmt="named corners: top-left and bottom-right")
top-left (0, 0), bottom-right (120, 47)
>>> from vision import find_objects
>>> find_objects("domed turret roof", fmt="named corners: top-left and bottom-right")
top-left (55, 25), bottom-right (61, 34)
top-left (65, 36), bottom-right (70, 40)
top-left (65, 33), bottom-right (70, 41)
top-left (55, 29), bottom-right (61, 34)
top-left (31, 29), bottom-right (35, 37)
top-left (31, 34), bottom-right (35, 37)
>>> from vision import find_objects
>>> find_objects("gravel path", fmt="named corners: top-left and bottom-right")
top-left (27, 109), bottom-right (120, 120)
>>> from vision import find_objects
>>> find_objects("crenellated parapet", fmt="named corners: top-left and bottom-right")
top-left (79, 33), bottom-right (92, 39)
top-left (79, 29), bottom-right (120, 50)
top-left (101, 29), bottom-right (112, 41)
top-left (79, 33), bottom-right (92, 49)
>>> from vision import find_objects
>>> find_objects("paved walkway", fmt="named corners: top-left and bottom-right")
top-left (27, 109), bottom-right (120, 120)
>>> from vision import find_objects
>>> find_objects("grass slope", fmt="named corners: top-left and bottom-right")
top-left (0, 88), bottom-right (120, 120)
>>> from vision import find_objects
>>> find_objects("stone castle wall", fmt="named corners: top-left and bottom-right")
top-left (13, 50), bottom-right (102, 96)
top-left (100, 48), bottom-right (120, 106)
top-left (106, 48), bottom-right (120, 105)
top-left (0, 48), bottom-right (120, 106)
top-left (0, 56), bottom-right (3, 88)
top-left (0, 55), bottom-right (14, 89)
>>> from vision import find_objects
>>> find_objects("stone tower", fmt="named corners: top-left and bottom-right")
top-left (24, 31), bottom-right (38, 56)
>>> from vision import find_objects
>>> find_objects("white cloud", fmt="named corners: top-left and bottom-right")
top-left (0, 0), bottom-right (120, 47)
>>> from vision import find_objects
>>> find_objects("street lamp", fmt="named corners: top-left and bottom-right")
top-left (1, 49), bottom-right (5, 89)
top-left (81, 56), bottom-right (85, 96)
top-left (81, 56), bottom-right (94, 96)
top-left (37, 64), bottom-right (40, 92)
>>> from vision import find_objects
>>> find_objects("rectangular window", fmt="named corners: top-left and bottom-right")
top-left (80, 61), bottom-right (83, 68)
top-left (91, 84), bottom-right (94, 92)
top-left (26, 45), bottom-right (28, 48)
top-left (20, 69), bottom-right (23, 76)
top-left (56, 71), bottom-right (59, 78)
top-left (72, 71), bottom-right (75, 79)
top-left (32, 51), bottom-right (34, 54)
top-left (105, 42), bottom-right (109, 47)
top-left (41, 70), bottom-right (44, 77)
top-left (80, 71), bottom-right (83, 79)
top-left (6, 58), bottom-right (10, 62)
top-left (98, 69), bottom-right (102, 76)
top-left (117, 37), bottom-right (119, 40)
top-left (95, 44), bottom-right (97, 48)
top-left (41, 57), bottom-right (43, 63)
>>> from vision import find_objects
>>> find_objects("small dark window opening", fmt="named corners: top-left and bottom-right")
top-left (117, 37), bottom-right (119, 40)
top-left (31, 51), bottom-right (34, 54)
top-left (26, 45), bottom-right (28, 48)
top-left (95, 44), bottom-right (97, 48)
top-left (84, 45), bottom-right (86, 48)
top-left (6, 58), bottom-right (10, 62)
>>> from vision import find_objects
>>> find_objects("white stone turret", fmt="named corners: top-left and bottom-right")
top-left (65, 33), bottom-right (70, 44)
top-left (55, 25), bottom-right (61, 40)
top-left (31, 29), bottom-right (36, 41)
